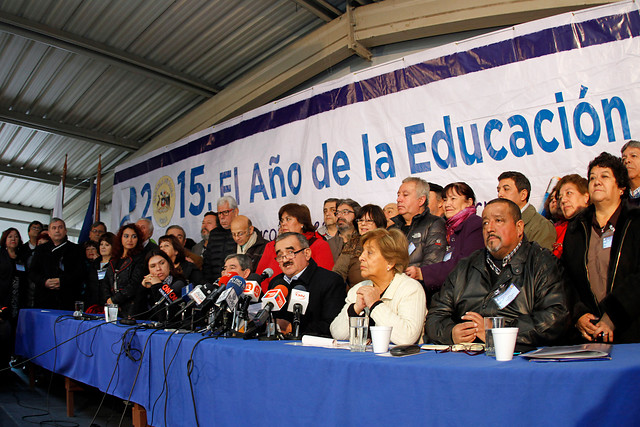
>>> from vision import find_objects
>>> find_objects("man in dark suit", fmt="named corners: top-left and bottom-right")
top-left (29, 218), bottom-right (85, 310)
top-left (269, 232), bottom-right (345, 337)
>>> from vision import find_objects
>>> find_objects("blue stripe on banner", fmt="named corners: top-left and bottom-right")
top-left (114, 10), bottom-right (640, 185)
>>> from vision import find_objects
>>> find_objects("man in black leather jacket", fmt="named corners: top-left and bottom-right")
top-left (426, 198), bottom-right (569, 347)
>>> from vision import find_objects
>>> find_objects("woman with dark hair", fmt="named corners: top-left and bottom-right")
top-left (255, 203), bottom-right (334, 291)
top-left (85, 232), bottom-right (115, 310)
top-left (405, 182), bottom-right (484, 299)
top-left (563, 152), bottom-right (640, 343)
top-left (158, 235), bottom-right (204, 286)
top-left (141, 249), bottom-right (187, 321)
top-left (333, 204), bottom-right (387, 289)
top-left (0, 228), bottom-right (28, 370)
top-left (100, 224), bottom-right (145, 319)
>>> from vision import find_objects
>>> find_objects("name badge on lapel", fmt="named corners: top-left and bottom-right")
top-left (493, 283), bottom-right (520, 310)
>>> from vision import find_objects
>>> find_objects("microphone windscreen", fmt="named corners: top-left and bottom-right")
top-left (218, 271), bottom-right (235, 286)
top-left (273, 284), bottom-right (289, 298)
top-left (227, 275), bottom-right (246, 295)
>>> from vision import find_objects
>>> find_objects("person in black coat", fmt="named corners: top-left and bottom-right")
top-left (202, 196), bottom-right (239, 282)
top-left (562, 152), bottom-right (640, 343)
top-left (100, 224), bottom-right (145, 319)
top-left (30, 218), bottom-right (85, 311)
top-left (86, 232), bottom-right (115, 310)
top-left (268, 232), bottom-right (346, 337)
top-left (0, 228), bottom-right (29, 370)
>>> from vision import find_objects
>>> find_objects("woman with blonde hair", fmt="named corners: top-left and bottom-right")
top-left (330, 228), bottom-right (426, 345)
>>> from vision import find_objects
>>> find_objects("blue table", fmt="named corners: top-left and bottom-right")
top-left (15, 309), bottom-right (640, 427)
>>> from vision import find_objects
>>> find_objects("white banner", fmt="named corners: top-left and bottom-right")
top-left (113, 1), bottom-right (640, 242)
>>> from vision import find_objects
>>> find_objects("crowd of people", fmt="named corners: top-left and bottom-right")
top-left (2, 143), bottom-right (640, 371)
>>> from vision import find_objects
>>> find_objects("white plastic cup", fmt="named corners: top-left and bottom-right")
top-left (492, 327), bottom-right (519, 361)
top-left (370, 326), bottom-right (393, 353)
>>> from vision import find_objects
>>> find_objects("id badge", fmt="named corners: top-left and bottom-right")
top-left (408, 242), bottom-right (416, 255)
top-left (493, 283), bottom-right (520, 309)
top-left (602, 227), bottom-right (614, 249)
top-left (97, 270), bottom-right (106, 280)
top-left (15, 263), bottom-right (25, 272)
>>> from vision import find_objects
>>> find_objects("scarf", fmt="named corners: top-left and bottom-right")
top-left (445, 206), bottom-right (476, 244)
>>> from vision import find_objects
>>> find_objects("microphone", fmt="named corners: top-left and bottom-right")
top-left (215, 276), bottom-right (246, 312)
top-left (287, 285), bottom-right (309, 339)
top-left (242, 281), bottom-right (262, 303)
top-left (237, 281), bottom-right (262, 319)
top-left (169, 281), bottom-right (225, 321)
top-left (259, 268), bottom-right (274, 282)
top-left (210, 276), bottom-right (246, 329)
top-left (154, 282), bottom-right (180, 306)
top-left (244, 285), bottom-right (289, 336)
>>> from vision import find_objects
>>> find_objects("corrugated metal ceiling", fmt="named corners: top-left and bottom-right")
top-left (0, 0), bottom-right (360, 226)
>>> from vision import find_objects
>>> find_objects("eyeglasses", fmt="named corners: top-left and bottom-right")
top-left (231, 230), bottom-right (248, 238)
top-left (436, 343), bottom-right (485, 356)
top-left (335, 209), bottom-right (355, 217)
top-left (356, 218), bottom-right (374, 224)
top-left (218, 209), bottom-right (235, 217)
top-left (274, 248), bottom-right (305, 262)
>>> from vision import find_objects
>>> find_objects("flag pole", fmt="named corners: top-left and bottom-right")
top-left (61, 154), bottom-right (67, 206)
top-left (95, 155), bottom-right (102, 222)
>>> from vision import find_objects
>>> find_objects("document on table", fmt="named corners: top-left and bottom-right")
top-left (521, 343), bottom-right (612, 361)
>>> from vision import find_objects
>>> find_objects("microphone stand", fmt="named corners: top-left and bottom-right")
top-left (291, 304), bottom-right (302, 340)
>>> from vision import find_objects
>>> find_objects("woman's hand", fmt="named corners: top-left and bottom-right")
top-left (142, 274), bottom-right (161, 288)
top-left (404, 266), bottom-right (423, 281)
top-left (576, 313), bottom-right (599, 341)
top-left (356, 285), bottom-right (381, 309)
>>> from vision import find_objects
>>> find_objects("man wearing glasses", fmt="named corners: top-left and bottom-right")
top-left (203, 196), bottom-right (239, 282)
top-left (268, 232), bottom-right (346, 337)
top-left (230, 215), bottom-right (267, 272)
top-left (327, 199), bottom-right (361, 262)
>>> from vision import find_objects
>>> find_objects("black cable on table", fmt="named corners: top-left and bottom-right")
top-left (186, 335), bottom-right (216, 427)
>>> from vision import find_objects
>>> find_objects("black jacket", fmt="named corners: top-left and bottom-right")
top-left (390, 209), bottom-right (446, 267)
top-left (0, 247), bottom-right (28, 320)
top-left (29, 239), bottom-right (85, 311)
top-left (426, 240), bottom-right (570, 346)
top-left (269, 259), bottom-right (346, 337)
top-left (179, 260), bottom-right (205, 286)
top-left (202, 227), bottom-right (236, 282)
top-left (244, 230), bottom-right (268, 273)
top-left (562, 201), bottom-right (640, 343)
top-left (100, 255), bottom-right (145, 318)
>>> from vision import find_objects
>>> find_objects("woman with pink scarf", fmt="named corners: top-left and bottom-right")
top-left (405, 182), bottom-right (484, 303)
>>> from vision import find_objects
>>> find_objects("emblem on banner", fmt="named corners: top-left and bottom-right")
top-left (153, 175), bottom-right (175, 227)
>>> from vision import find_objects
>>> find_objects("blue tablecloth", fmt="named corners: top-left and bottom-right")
top-left (15, 309), bottom-right (640, 427)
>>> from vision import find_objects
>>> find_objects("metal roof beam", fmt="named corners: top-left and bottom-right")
top-left (291, 0), bottom-right (341, 22)
top-left (0, 202), bottom-right (49, 215)
top-left (0, 11), bottom-right (220, 98)
top-left (0, 163), bottom-right (90, 189)
top-left (0, 108), bottom-right (139, 151)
